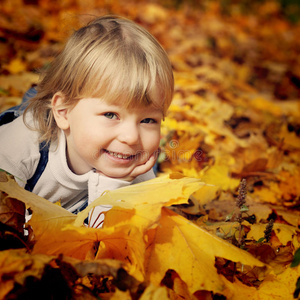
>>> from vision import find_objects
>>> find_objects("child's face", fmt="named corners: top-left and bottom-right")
top-left (61, 98), bottom-right (163, 178)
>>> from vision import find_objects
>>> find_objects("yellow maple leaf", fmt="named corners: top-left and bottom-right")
top-left (221, 277), bottom-right (261, 300)
top-left (28, 174), bottom-right (205, 282)
top-left (75, 174), bottom-right (204, 229)
top-left (95, 224), bottom-right (146, 281)
top-left (248, 223), bottom-right (300, 249)
top-left (32, 221), bottom-right (145, 281)
top-left (253, 182), bottom-right (282, 205)
top-left (190, 183), bottom-right (220, 206)
top-left (0, 173), bottom-right (76, 239)
top-left (145, 208), bottom-right (265, 295)
top-left (257, 265), bottom-right (300, 299)
top-left (200, 165), bottom-right (241, 191)
top-left (139, 284), bottom-right (169, 300)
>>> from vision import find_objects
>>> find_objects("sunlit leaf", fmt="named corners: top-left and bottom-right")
top-left (145, 208), bottom-right (265, 294)
top-left (0, 173), bottom-right (76, 240)
top-left (1, 0), bottom-right (300, 298)
top-left (75, 174), bottom-right (205, 229)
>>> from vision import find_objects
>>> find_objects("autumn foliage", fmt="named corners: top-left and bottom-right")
top-left (0, 0), bottom-right (300, 299)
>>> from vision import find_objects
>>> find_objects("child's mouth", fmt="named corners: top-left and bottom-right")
top-left (104, 149), bottom-right (135, 160)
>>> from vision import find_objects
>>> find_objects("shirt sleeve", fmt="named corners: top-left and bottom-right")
top-left (0, 116), bottom-right (40, 186)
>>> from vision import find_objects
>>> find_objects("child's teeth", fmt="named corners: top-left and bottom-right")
top-left (108, 151), bottom-right (129, 159)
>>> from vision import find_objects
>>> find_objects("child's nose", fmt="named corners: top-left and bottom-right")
top-left (118, 123), bottom-right (140, 145)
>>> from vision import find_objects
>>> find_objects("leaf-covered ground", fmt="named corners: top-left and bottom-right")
top-left (0, 0), bottom-right (300, 299)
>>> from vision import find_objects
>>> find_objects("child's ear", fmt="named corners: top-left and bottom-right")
top-left (51, 92), bottom-right (70, 130)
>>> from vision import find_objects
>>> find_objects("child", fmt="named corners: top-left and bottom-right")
top-left (0, 15), bottom-right (174, 227)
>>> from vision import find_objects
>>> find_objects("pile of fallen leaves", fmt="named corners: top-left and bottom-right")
top-left (0, 0), bottom-right (300, 299)
top-left (1, 172), bottom-right (299, 299)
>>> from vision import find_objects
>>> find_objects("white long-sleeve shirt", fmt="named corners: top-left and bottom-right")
top-left (0, 114), bottom-right (155, 226)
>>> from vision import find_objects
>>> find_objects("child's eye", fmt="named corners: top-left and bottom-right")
top-left (141, 118), bottom-right (156, 124)
top-left (104, 112), bottom-right (118, 119)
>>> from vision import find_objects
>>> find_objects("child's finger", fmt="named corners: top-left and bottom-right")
top-left (131, 152), bottom-right (157, 178)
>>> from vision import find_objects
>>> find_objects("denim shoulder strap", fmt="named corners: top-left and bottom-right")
top-left (24, 141), bottom-right (49, 192)
top-left (0, 104), bottom-right (23, 126)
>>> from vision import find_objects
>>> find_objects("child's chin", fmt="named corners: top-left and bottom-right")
top-left (101, 169), bottom-right (132, 180)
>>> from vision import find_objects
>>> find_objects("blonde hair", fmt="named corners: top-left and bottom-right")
top-left (24, 15), bottom-right (174, 144)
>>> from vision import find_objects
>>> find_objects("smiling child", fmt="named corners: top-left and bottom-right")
top-left (0, 15), bottom-right (174, 227)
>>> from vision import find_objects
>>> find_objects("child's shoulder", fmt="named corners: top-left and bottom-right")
top-left (0, 113), bottom-right (43, 180)
top-left (0, 113), bottom-right (41, 153)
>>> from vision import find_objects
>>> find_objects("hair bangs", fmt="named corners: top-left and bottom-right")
top-left (78, 43), bottom-right (166, 112)
top-left (24, 15), bottom-right (174, 143)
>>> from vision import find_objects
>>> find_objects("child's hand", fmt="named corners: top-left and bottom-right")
top-left (121, 148), bottom-right (160, 181)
